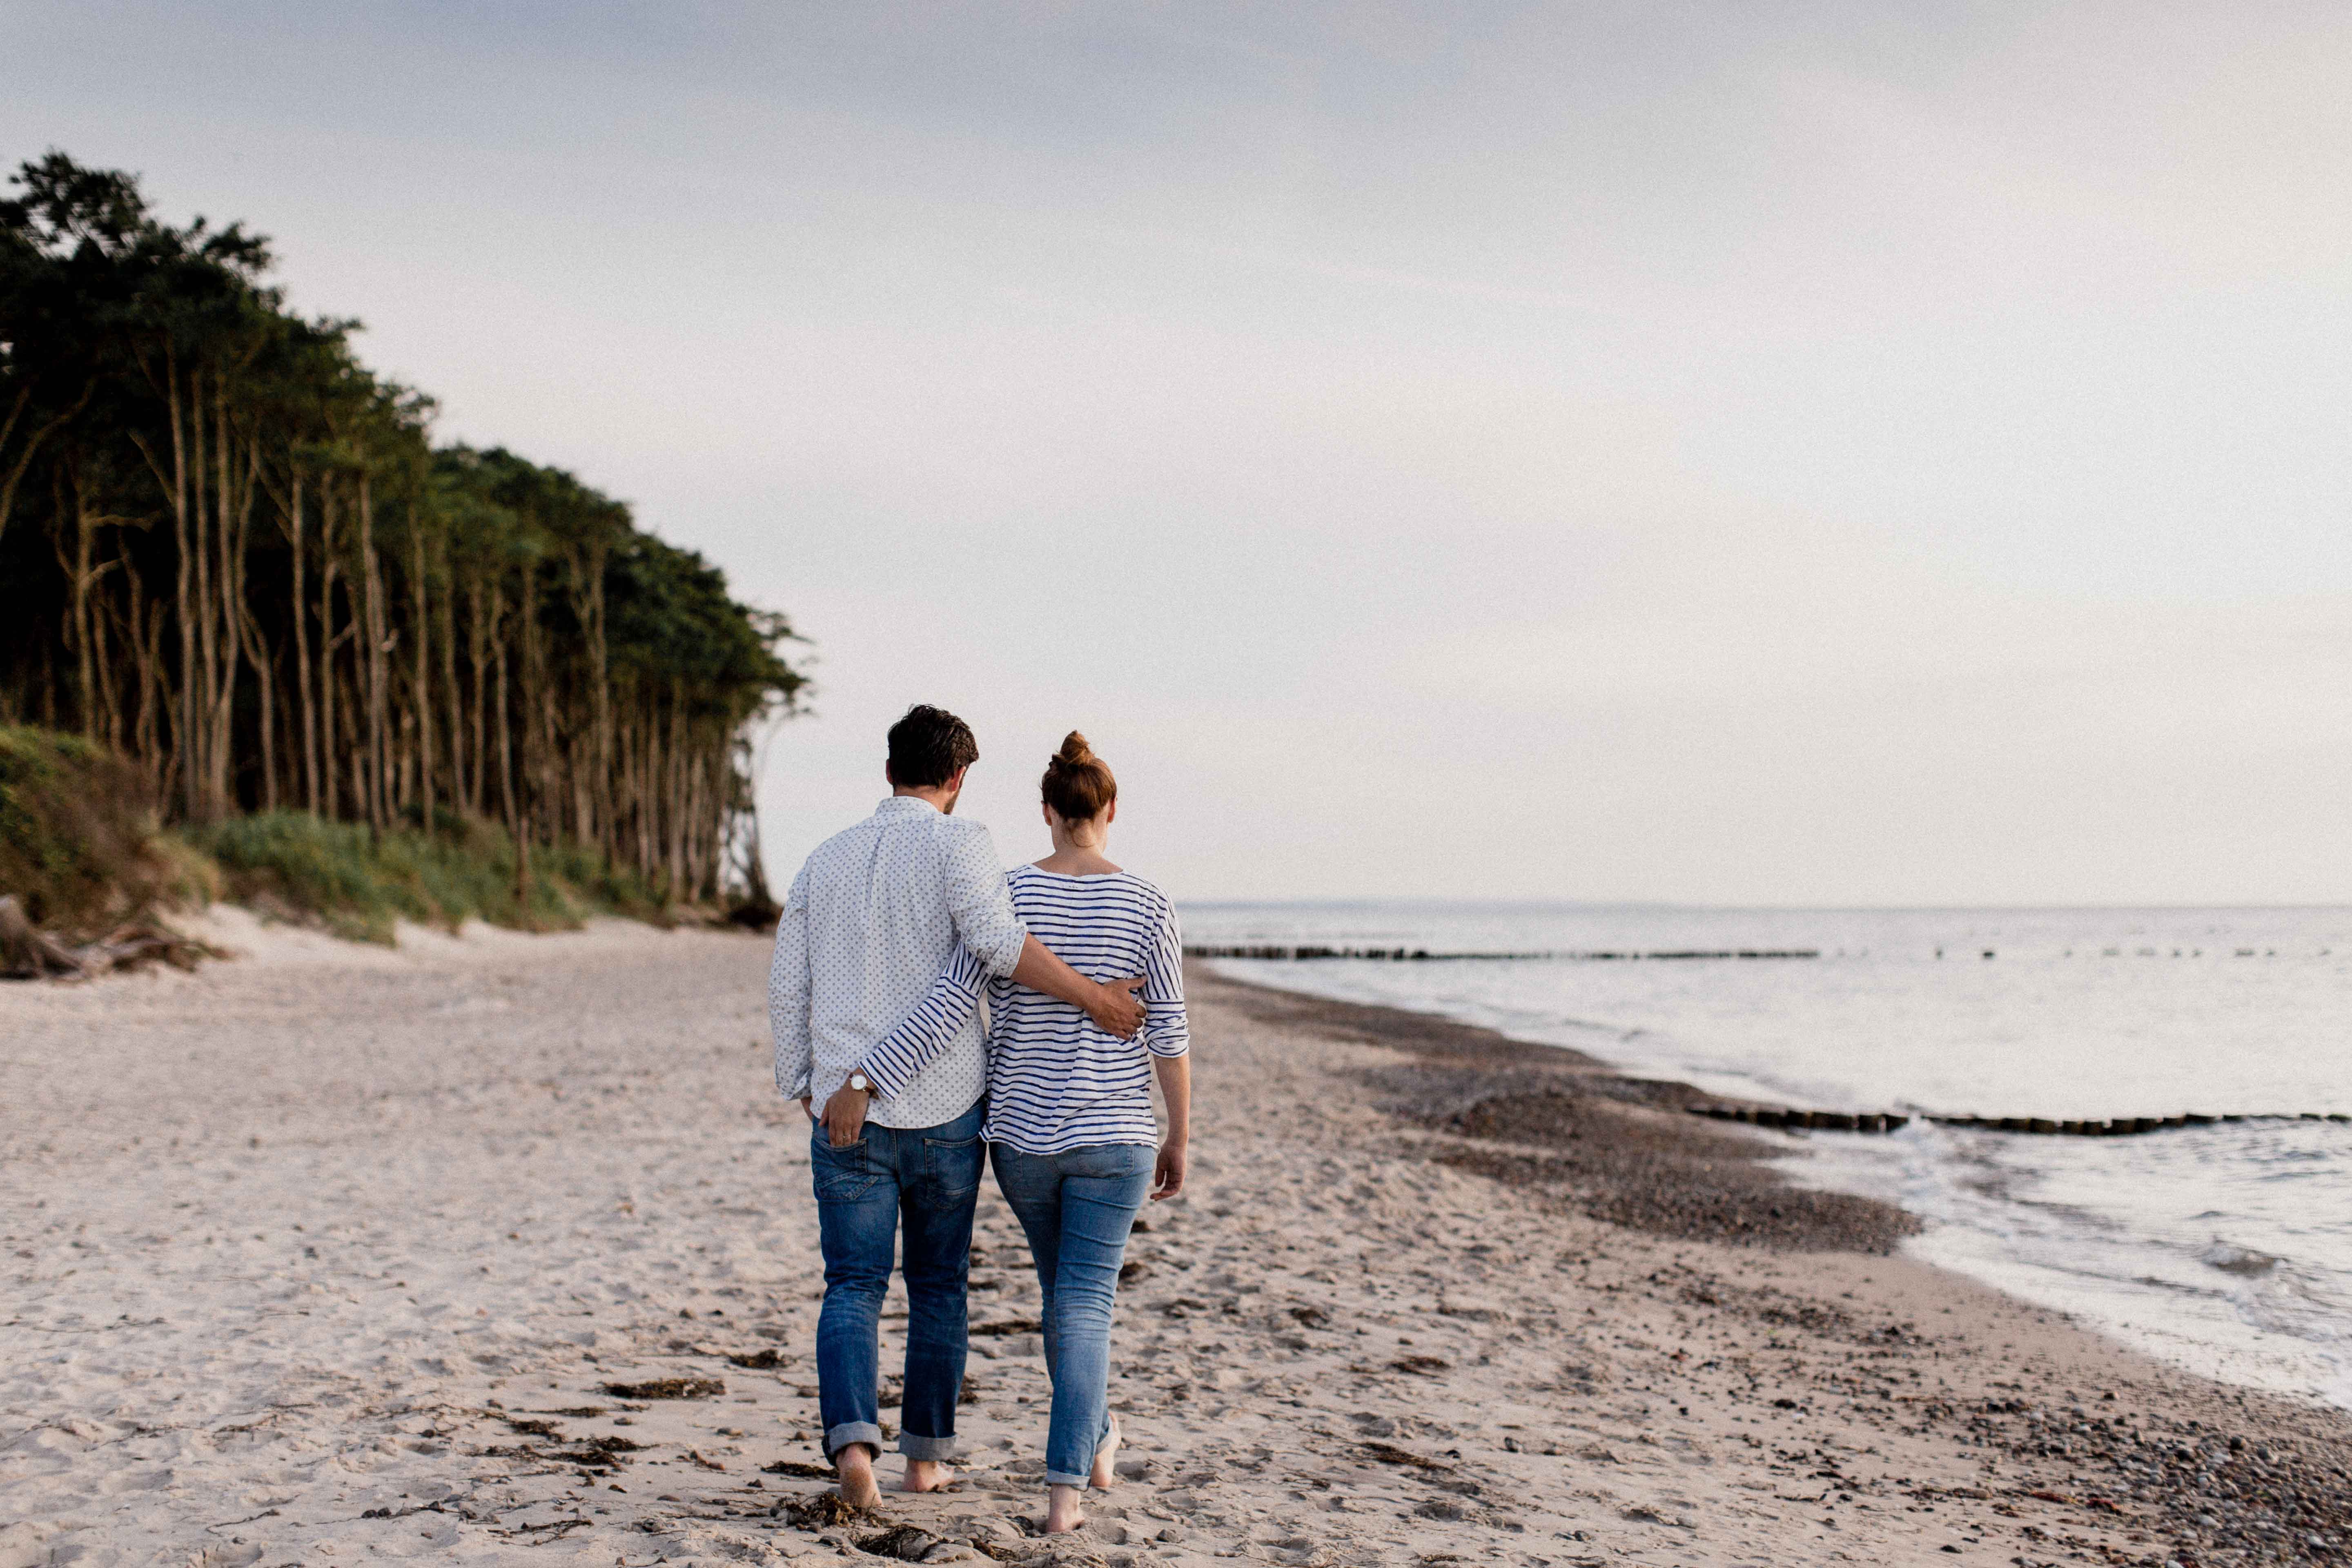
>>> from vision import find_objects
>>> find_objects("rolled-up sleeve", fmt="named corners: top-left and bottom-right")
top-left (940, 822), bottom-right (1027, 978)
top-left (1140, 895), bottom-right (1188, 1057)
top-left (769, 866), bottom-right (814, 1100)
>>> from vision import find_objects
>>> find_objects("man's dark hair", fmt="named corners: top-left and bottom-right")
top-left (886, 704), bottom-right (979, 789)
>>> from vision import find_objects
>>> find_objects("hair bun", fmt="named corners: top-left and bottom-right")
top-left (1040, 730), bottom-right (1115, 821)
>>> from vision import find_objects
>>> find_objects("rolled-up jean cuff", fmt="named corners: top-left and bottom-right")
top-left (825, 1421), bottom-right (885, 1461)
top-left (898, 1431), bottom-right (959, 1461)
top-left (1045, 1469), bottom-right (1090, 1488)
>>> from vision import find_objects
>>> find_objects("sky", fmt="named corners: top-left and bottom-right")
top-left (11, 2), bottom-right (2350, 905)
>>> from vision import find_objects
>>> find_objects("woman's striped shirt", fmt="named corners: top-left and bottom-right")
top-left (859, 864), bottom-right (1187, 1154)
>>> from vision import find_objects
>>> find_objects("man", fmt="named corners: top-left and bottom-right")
top-left (770, 704), bottom-right (1147, 1506)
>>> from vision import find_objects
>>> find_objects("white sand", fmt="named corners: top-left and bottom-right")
top-left (1, 916), bottom-right (2333, 1566)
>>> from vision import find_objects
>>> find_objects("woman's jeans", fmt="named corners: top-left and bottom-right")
top-left (810, 1098), bottom-right (986, 1463)
top-left (989, 1141), bottom-right (1155, 1487)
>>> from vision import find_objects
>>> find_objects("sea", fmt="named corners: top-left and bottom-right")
top-left (1178, 902), bottom-right (2352, 1411)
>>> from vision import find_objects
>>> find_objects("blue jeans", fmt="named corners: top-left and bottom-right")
top-left (989, 1141), bottom-right (1155, 1487)
top-left (810, 1097), bottom-right (986, 1463)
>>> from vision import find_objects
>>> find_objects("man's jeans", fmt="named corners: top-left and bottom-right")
top-left (989, 1141), bottom-right (1155, 1487)
top-left (811, 1098), bottom-right (986, 1463)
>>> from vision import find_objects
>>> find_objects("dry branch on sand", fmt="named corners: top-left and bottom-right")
top-left (0, 894), bottom-right (207, 980)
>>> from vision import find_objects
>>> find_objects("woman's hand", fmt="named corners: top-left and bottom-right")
top-left (1149, 1054), bottom-right (1189, 1202)
top-left (1150, 1137), bottom-right (1187, 1201)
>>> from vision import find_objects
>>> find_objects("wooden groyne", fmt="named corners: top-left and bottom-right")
top-left (1688, 1105), bottom-right (2352, 1136)
top-left (1186, 944), bottom-right (1820, 962)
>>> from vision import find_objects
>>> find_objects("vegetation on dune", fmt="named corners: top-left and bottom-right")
top-left (0, 719), bottom-right (684, 960)
top-left (0, 723), bottom-right (221, 935)
top-left (188, 810), bottom-right (668, 945)
top-left (0, 724), bottom-right (214, 975)
top-left (0, 151), bottom-right (807, 932)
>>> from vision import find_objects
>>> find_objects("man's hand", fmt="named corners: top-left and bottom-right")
top-left (1150, 1136), bottom-right (1187, 1202)
top-left (1085, 975), bottom-right (1148, 1038)
top-left (821, 1083), bottom-right (871, 1148)
top-left (1012, 935), bottom-right (1147, 1038)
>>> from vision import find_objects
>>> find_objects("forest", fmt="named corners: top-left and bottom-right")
top-left (0, 152), bottom-right (806, 913)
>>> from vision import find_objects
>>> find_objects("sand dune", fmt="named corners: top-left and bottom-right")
top-left (3, 915), bottom-right (2345, 1566)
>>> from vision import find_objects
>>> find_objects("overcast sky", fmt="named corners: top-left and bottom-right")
top-left (13, 2), bottom-right (2350, 904)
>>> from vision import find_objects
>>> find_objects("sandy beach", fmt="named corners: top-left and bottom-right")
top-left (4, 916), bottom-right (2347, 1568)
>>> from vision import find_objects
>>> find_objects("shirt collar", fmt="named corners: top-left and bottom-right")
top-left (873, 795), bottom-right (942, 820)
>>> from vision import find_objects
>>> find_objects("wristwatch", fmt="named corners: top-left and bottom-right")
top-left (847, 1072), bottom-right (871, 1094)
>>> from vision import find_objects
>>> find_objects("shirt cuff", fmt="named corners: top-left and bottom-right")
top-left (977, 921), bottom-right (1028, 980)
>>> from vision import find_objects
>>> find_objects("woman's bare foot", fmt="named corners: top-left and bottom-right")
top-left (902, 1458), bottom-right (954, 1493)
top-left (1044, 1481), bottom-right (1087, 1534)
top-left (835, 1445), bottom-right (881, 1509)
top-left (1089, 1412), bottom-right (1122, 1490)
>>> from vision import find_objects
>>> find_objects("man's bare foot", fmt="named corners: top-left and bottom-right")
top-left (1089, 1412), bottom-right (1122, 1490)
top-left (835, 1444), bottom-right (880, 1509)
top-left (902, 1457), bottom-right (955, 1493)
top-left (1044, 1481), bottom-right (1087, 1534)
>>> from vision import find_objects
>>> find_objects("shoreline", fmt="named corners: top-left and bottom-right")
top-left (1191, 967), bottom-right (2352, 1563)
top-left (1210, 958), bottom-right (2352, 1413)
top-left (1204, 969), bottom-right (1924, 1254)
top-left (3, 924), bottom-right (2346, 1565)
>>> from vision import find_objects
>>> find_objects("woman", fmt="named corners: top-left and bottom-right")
top-left (861, 732), bottom-right (1190, 1533)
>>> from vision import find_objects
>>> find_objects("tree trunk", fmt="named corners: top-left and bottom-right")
top-left (357, 470), bottom-right (388, 830)
top-left (437, 536), bottom-right (462, 821)
top-left (332, 650), bottom-right (365, 815)
top-left (51, 462), bottom-right (114, 741)
top-left (239, 595), bottom-right (277, 812)
top-left (287, 469), bottom-right (318, 815)
top-left (92, 540), bottom-right (123, 753)
top-left (189, 368), bottom-right (220, 820)
top-left (501, 565), bottom-right (532, 920)
top-left (216, 410), bottom-right (257, 811)
top-left (636, 690), bottom-right (657, 882)
top-left (105, 562), bottom-right (167, 795)
top-left (235, 437), bottom-right (278, 813)
top-left (137, 592), bottom-right (165, 793)
top-left (737, 719), bottom-right (780, 909)
top-left (318, 485), bottom-right (343, 820)
top-left (516, 553), bottom-right (544, 849)
top-left (0, 376), bottom-right (94, 546)
top-left (162, 354), bottom-right (200, 821)
top-left (564, 539), bottom-right (611, 855)
top-left (408, 503), bottom-right (434, 830)
top-left (491, 577), bottom-right (514, 829)
top-left (466, 562), bottom-right (497, 819)
top-left (666, 682), bottom-right (688, 897)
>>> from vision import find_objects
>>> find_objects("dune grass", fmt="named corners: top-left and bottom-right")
top-left (2, 725), bottom-right (680, 949)
top-left (0, 724), bottom-right (215, 940)
top-left (187, 810), bottom-right (670, 945)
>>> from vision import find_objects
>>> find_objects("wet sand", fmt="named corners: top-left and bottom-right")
top-left (2, 914), bottom-right (2347, 1566)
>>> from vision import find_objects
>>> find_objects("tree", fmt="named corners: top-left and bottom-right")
top-left (0, 152), bottom-right (807, 903)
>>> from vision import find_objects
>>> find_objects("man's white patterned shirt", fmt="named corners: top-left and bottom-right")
top-left (768, 796), bottom-right (1027, 1128)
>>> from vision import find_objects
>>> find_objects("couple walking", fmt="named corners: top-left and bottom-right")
top-left (769, 704), bottom-right (1190, 1534)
